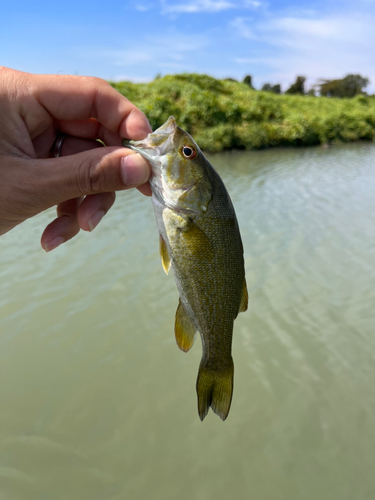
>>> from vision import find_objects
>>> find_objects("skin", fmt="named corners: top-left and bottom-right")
top-left (0, 66), bottom-right (153, 251)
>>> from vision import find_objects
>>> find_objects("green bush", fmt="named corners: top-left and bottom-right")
top-left (112, 74), bottom-right (375, 152)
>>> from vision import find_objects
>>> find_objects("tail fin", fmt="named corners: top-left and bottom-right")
top-left (196, 359), bottom-right (234, 421)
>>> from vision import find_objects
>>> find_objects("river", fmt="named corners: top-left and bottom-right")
top-left (1, 143), bottom-right (375, 499)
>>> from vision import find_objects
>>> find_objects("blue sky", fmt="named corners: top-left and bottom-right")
top-left (1, 0), bottom-right (375, 92)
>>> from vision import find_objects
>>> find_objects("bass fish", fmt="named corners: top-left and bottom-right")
top-left (123, 117), bottom-right (247, 420)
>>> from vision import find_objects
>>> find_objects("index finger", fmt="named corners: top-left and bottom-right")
top-left (30, 73), bottom-right (152, 140)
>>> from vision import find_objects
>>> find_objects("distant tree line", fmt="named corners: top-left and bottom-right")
top-left (242, 74), bottom-right (370, 97)
top-left (261, 83), bottom-right (281, 94)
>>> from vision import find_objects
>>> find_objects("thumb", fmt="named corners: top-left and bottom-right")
top-left (32, 146), bottom-right (151, 209)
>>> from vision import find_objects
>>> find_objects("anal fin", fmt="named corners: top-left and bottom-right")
top-left (239, 277), bottom-right (248, 313)
top-left (175, 299), bottom-right (196, 353)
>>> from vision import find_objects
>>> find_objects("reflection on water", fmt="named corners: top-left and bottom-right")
top-left (1, 143), bottom-right (375, 499)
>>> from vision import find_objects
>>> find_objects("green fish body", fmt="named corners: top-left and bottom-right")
top-left (123, 117), bottom-right (247, 420)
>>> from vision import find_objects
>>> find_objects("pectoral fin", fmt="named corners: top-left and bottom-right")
top-left (178, 218), bottom-right (214, 261)
top-left (239, 277), bottom-right (248, 313)
top-left (175, 299), bottom-right (197, 353)
top-left (159, 235), bottom-right (171, 275)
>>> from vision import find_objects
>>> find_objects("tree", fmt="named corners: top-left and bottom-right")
top-left (319, 79), bottom-right (342, 97)
top-left (319, 74), bottom-right (369, 98)
top-left (261, 83), bottom-right (281, 94)
top-left (243, 75), bottom-right (254, 88)
top-left (285, 76), bottom-right (306, 95)
top-left (342, 74), bottom-right (369, 96)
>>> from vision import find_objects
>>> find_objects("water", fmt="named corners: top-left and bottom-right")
top-left (1, 143), bottom-right (375, 500)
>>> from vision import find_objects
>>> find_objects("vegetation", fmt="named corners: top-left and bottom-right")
top-left (318, 74), bottom-right (370, 98)
top-left (285, 76), bottom-right (306, 95)
top-left (111, 73), bottom-right (375, 153)
top-left (261, 83), bottom-right (281, 94)
top-left (242, 75), bottom-right (254, 88)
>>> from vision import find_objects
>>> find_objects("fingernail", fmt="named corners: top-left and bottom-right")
top-left (137, 113), bottom-right (153, 136)
top-left (121, 154), bottom-right (150, 186)
top-left (43, 236), bottom-right (65, 252)
top-left (88, 210), bottom-right (105, 232)
top-left (143, 118), bottom-right (153, 135)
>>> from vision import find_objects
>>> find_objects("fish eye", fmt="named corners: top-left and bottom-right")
top-left (181, 145), bottom-right (197, 159)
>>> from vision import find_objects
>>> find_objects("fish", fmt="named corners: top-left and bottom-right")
top-left (123, 117), bottom-right (247, 421)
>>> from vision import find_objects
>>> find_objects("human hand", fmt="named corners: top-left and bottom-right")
top-left (0, 66), bottom-right (152, 251)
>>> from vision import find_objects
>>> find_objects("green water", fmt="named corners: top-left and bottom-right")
top-left (1, 143), bottom-right (375, 500)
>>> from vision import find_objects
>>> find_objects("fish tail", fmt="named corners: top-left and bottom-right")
top-left (196, 357), bottom-right (234, 421)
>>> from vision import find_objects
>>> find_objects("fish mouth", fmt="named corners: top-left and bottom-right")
top-left (122, 116), bottom-right (177, 161)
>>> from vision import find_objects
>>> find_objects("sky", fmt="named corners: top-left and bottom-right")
top-left (1, 0), bottom-right (375, 93)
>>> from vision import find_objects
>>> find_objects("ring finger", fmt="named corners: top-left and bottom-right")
top-left (56, 134), bottom-right (104, 157)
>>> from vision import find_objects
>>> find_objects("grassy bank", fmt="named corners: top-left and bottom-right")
top-left (111, 74), bottom-right (375, 153)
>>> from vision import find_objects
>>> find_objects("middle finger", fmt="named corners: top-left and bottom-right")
top-left (58, 135), bottom-right (104, 157)
top-left (58, 118), bottom-right (125, 147)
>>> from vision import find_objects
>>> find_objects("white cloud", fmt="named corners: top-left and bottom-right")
top-left (230, 17), bottom-right (257, 39)
top-left (158, 62), bottom-right (196, 70)
top-left (109, 50), bottom-right (153, 66)
top-left (244, 0), bottom-right (262, 7)
top-left (161, 0), bottom-right (263, 14)
top-left (234, 57), bottom-right (275, 64)
top-left (162, 0), bottom-right (236, 13)
top-left (96, 33), bottom-right (208, 72)
top-left (261, 14), bottom-right (374, 48)
top-left (233, 13), bottom-right (375, 92)
top-left (135, 4), bottom-right (151, 11)
top-left (130, 0), bottom-right (155, 11)
top-left (111, 74), bottom-right (153, 83)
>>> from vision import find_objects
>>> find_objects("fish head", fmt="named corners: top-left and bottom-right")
top-left (123, 117), bottom-right (212, 213)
